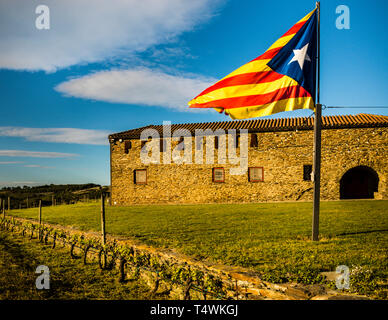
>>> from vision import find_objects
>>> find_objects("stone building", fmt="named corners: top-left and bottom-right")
top-left (108, 113), bottom-right (388, 205)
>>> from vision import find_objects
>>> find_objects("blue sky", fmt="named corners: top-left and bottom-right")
top-left (0, 0), bottom-right (387, 187)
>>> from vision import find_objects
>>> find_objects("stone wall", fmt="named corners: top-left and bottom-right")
top-left (7, 216), bottom-right (365, 300)
top-left (110, 127), bottom-right (387, 205)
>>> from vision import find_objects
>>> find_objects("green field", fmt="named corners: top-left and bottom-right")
top-left (7, 200), bottom-right (388, 297)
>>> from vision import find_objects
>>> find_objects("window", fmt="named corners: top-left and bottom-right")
top-left (195, 136), bottom-right (203, 151)
top-left (250, 134), bottom-right (258, 148)
top-left (160, 139), bottom-right (166, 152)
top-left (176, 137), bottom-right (185, 151)
top-left (248, 167), bottom-right (264, 182)
top-left (134, 169), bottom-right (147, 184)
top-left (303, 165), bottom-right (313, 181)
top-left (214, 136), bottom-right (219, 149)
top-left (212, 168), bottom-right (225, 183)
top-left (124, 140), bottom-right (132, 154)
top-left (235, 135), bottom-right (240, 148)
top-left (141, 141), bottom-right (147, 153)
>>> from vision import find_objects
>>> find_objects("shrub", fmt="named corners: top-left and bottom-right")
top-left (349, 265), bottom-right (380, 296)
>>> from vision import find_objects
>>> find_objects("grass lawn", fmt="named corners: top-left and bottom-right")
top-left (7, 200), bottom-right (388, 296)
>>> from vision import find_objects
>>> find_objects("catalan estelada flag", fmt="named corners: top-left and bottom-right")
top-left (188, 9), bottom-right (318, 119)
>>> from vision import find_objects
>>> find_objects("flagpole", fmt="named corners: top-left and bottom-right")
top-left (312, 1), bottom-right (321, 241)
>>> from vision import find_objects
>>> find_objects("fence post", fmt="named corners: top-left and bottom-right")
top-left (100, 189), bottom-right (107, 267)
top-left (39, 200), bottom-right (42, 225)
top-left (2, 199), bottom-right (5, 218)
top-left (8, 197), bottom-right (10, 211)
top-left (101, 191), bottom-right (106, 245)
top-left (38, 200), bottom-right (42, 241)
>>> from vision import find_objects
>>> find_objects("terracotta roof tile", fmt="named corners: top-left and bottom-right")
top-left (109, 113), bottom-right (388, 140)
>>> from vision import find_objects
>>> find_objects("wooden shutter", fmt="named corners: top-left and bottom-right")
top-left (303, 165), bottom-right (313, 181)
top-left (212, 168), bottom-right (225, 183)
top-left (250, 134), bottom-right (258, 148)
top-left (134, 169), bottom-right (147, 184)
top-left (249, 167), bottom-right (264, 182)
top-left (124, 140), bottom-right (132, 154)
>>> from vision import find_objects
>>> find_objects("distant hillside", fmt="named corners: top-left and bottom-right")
top-left (0, 184), bottom-right (109, 209)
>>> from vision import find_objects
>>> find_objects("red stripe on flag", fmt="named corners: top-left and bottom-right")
top-left (251, 47), bottom-right (282, 61)
top-left (194, 72), bottom-right (285, 99)
top-left (282, 20), bottom-right (306, 37)
top-left (190, 85), bottom-right (311, 110)
top-left (251, 20), bottom-right (308, 62)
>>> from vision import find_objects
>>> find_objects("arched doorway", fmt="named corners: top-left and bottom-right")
top-left (340, 166), bottom-right (379, 199)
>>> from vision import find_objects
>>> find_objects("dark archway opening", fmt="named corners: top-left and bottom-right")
top-left (340, 166), bottom-right (379, 199)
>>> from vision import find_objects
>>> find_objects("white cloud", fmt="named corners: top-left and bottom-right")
top-left (0, 0), bottom-right (221, 72)
top-left (0, 127), bottom-right (109, 145)
top-left (0, 161), bottom-right (24, 164)
top-left (24, 164), bottom-right (55, 169)
top-left (0, 150), bottom-right (78, 158)
top-left (0, 161), bottom-right (53, 168)
top-left (55, 68), bottom-right (216, 111)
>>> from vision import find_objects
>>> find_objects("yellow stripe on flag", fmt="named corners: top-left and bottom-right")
top-left (263, 10), bottom-right (316, 52)
top-left (225, 96), bottom-right (314, 119)
top-left (192, 76), bottom-right (300, 105)
top-left (217, 60), bottom-right (272, 82)
top-left (267, 34), bottom-right (295, 51)
top-left (300, 9), bottom-right (316, 22)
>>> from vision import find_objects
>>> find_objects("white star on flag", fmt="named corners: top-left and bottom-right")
top-left (288, 43), bottom-right (311, 70)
